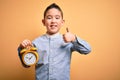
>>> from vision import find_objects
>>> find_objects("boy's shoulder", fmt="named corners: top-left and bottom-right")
top-left (32, 34), bottom-right (46, 42)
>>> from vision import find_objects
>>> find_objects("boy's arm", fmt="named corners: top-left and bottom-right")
top-left (71, 36), bottom-right (91, 54)
top-left (63, 28), bottom-right (91, 54)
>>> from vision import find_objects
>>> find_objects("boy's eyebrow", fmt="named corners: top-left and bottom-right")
top-left (46, 15), bottom-right (61, 18)
top-left (46, 15), bottom-right (52, 17)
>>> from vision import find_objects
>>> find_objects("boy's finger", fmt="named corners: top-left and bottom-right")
top-left (22, 40), bottom-right (32, 47)
top-left (66, 27), bottom-right (69, 32)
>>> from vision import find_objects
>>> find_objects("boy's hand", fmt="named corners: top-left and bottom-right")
top-left (19, 39), bottom-right (32, 48)
top-left (63, 28), bottom-right (76, 43)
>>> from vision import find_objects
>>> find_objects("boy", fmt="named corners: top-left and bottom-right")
top-left (18, 3), bottom-right (91, 80)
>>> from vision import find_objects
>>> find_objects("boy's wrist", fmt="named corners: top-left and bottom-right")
top-left (71, 35), bottom-right (76, 42)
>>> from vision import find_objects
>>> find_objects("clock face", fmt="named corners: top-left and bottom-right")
top-left (23, 52), bottom-right (36, 65)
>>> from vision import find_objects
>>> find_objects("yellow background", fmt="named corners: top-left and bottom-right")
top-left (0, 0), bottom-right (120, 80)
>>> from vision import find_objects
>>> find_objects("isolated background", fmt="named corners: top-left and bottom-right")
top-left (0, 0), bottom-right (120, 80)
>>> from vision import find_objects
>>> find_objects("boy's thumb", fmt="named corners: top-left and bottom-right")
top-left (66, 27), bottom-right (69, 32)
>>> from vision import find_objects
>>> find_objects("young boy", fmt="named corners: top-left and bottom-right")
top-left (18, 3), bottom-right (91, 80)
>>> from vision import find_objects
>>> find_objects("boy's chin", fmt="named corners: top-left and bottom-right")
top-left (47, 31), bottom-right (58, 35)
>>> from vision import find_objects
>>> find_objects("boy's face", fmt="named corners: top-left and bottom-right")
top-left (42, 8), bottom-right (64, 35)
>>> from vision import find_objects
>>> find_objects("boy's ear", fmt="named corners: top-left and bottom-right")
top-left (42, 19), bottom-right (45, 26)
top-left (61, 20), bottom-right (65, 25)
top-left (63, 20), bottom-right (65, 23)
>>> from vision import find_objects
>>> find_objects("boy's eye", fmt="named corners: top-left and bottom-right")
top-left (46, 15), bottom-right (61, 19)
top-left (56, 17), bottom-right (60, 19)
top-left (47, 17), bottom-right (52, 19)
top-left (46, 16), bottom-right (52, 19)
top-left (55, 16), bottom-right (60, 19)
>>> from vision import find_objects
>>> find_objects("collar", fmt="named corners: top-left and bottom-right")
top-left (45, 32), bottom-right (60, 39)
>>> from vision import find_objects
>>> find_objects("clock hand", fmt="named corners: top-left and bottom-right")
top-left (29, 56), bottom-right (33, 60)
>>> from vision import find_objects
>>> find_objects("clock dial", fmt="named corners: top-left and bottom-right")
top-left (24, 52), bottom-right (36, 65)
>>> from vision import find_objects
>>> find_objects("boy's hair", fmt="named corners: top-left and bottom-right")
top-left (44, 3), bottom-right (63, 19)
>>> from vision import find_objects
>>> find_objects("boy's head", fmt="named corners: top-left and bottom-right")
top-left (42, 3), bottom-right (65, 35)
top-left (44, 3), bottom-right (63, 19)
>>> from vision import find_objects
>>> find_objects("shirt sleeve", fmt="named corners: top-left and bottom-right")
top-left (71, 36), bottom-right (91, 54)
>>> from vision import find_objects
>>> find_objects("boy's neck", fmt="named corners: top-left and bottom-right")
top-left (46, 32), bottom-right (59, 36)
top-left (46, 32), bottom-right (60, 38)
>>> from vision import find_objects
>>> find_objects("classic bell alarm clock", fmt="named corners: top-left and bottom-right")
top-left (20, 46), bottom-right (39, 66)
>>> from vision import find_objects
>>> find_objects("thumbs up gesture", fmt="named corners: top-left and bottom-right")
top-left (63, 27), bottom-right (76, 43)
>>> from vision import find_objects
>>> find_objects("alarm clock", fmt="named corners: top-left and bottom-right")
top-left (20, 46), bottom-right (39, 66)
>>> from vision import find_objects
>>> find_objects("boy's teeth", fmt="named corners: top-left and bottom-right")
top-left (51, 25), bottom-right (56, 27)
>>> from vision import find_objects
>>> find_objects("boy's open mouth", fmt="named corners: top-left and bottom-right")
top-left (50, 25), bottom-right (57, 28)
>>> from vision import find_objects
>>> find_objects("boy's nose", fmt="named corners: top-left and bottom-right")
top-left (51, 18), bottom-right (56, 22)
